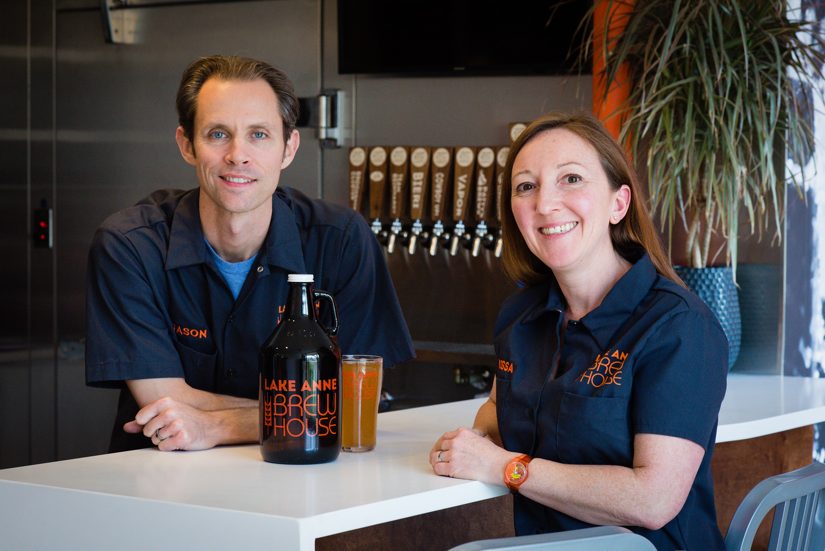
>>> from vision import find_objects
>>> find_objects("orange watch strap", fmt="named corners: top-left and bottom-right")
top-left (504, 454), bottom-right (533, 493)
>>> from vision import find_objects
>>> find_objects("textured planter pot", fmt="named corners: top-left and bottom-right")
top-left (674, 266), bottom-right (741, 370)
top-left (735, 263), bottom-right (781, 373)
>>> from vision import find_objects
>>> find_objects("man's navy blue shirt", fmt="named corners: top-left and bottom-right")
top-left (86, 187), bottom-right (414, 451)
top-left (494, 252), bottom-right (728, 550)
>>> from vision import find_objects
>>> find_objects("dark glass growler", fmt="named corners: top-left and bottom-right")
top-left (259, 274), bottom-right (341, 464)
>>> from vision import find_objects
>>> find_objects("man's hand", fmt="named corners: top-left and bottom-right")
top-left (124, 379), bottom-right (258, 450)
top-left (124, 397), bottom-right (219, 451)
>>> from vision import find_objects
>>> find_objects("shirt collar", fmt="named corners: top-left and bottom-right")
top-left (165, 188), bottom-right (306, 274)
top-left (520, 251), bottom-right (658, 349)
top-left (581, 252), bottom-right (657, 349)
top-left (258, 189), bottom-right (306, 274)
top-left (166, 189), bottom-right (207, 270)
top-left (522, 279), bottom-right (565, 324)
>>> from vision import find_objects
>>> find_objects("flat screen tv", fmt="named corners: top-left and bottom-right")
top-left (337, 0), bottom-right (591, 76)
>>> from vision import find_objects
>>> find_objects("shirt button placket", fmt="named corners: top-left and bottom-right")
top-left (224, 314), bottom-right (235, 377)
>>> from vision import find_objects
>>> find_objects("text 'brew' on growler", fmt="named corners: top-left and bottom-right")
top-left (259, 274), bottom-right (341, 464)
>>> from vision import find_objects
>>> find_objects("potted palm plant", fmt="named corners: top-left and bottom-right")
top-left (585, 0), bottom-right (825, 368)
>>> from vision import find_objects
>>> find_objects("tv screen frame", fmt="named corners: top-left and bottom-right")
top-left (337, 0), bottom-right (592, 76)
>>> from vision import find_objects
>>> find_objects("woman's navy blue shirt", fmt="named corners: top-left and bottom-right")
top-left (494, 253), bottom-right (728, 550)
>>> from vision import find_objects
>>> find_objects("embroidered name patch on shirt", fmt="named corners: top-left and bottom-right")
top-left (173, 323), bottom-right (208, 340)
top-left (497, 358), bottom-right (515, 375)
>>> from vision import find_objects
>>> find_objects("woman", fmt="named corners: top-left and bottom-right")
top-left (430, 112), bottom-right (728, 550)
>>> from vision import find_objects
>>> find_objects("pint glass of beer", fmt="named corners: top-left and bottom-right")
top-left (341, 355), bottom-right (383, 452)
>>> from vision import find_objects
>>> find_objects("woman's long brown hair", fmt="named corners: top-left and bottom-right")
top-left (501, 112), bottom-right (682, 287)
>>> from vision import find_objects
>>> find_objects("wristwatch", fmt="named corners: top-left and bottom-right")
top-left (503, 454), bottom-right (532, 494)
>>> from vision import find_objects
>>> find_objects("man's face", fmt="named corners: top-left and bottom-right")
top-left (176, 77), bottom-right (299, 222)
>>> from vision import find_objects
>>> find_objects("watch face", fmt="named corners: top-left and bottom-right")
top-left (507, 461), bottom-right (528, 485)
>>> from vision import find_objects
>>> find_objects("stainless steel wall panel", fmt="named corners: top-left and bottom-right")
top-left (0, 179), bottom-right (28, 341)
top-left (1, 0), bottom-right (35, 468)
top-left (56, 344), bottom-right (118, 460)
top-left (0, 38), bottom-right (30, 341)
top-left (353, 75), bottom-right (587, 145)
top-left (29, 17), bottom-right (60, 463)
top-left (0, 358), bottom-right (32, 467)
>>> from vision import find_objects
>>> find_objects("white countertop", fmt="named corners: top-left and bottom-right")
top-left (716, 374), bottom-right (825, 442)
top-left (2, 373), bottom-right (825, 550)
top-left (0, 398), bottom-right (501, 551)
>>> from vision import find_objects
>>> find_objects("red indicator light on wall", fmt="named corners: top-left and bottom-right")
top-left (33, 206), bottom-right (53, 249)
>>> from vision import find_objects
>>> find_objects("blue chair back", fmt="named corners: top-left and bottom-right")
top-left (725, 461), bottom-right (825, 551)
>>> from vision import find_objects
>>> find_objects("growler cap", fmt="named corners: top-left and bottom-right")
top-left (288, 273), bottom-right (314, 283)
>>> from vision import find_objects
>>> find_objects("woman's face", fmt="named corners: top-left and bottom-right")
top-left (510, 128), bottom-right (630, 277)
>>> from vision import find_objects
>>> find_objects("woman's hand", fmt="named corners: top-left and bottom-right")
top-left (429, 427), bottom-right (517, 485)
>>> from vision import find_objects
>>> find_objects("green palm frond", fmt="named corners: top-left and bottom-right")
top-left (584, 0), bottom-right (825, 269)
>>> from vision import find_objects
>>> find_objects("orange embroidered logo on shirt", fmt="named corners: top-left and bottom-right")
top-left (498, 358), bottom-right (515, 374)
top-left (173, 323), bottom-right (208, 339)
top-left (578, 349), bottom-right (627, 388)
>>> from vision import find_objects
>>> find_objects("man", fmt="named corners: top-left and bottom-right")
top-left (85, 55), bottom-right (414, 452)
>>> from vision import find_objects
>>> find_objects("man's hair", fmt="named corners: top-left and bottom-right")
top-left (176, 55), bottom-right (300, 144)
top-left (501, 111), bottom-right (683, 287)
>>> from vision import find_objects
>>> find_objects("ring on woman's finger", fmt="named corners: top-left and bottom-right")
top-left (437, 451), bottom-right (444, 463)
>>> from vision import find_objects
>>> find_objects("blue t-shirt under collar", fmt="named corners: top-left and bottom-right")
top-left (204, 239), bottom-right (256, 300)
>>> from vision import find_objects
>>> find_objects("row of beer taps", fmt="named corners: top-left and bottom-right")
top-left (348, 144), bottom-right (511, 258)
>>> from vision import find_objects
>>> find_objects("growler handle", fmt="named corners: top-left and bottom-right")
top-left (313, 290), bottom-right (339, 336)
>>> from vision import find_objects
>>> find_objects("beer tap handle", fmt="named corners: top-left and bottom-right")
top-left (472, 221), bottom-right (488, 257)
top-left (428, 147), bottom-right (453, 256)
top-left (348, 146), bottom-right (368, 216)
top-left (368, 146), bottom-right (389, 245)
top-left (386, 146), bottom-right (409, 254)
top-left (429, 220), bottom-right (445, 256)
top-left (386, 224), bottom-right (398, 253)
top-left (509, 123), bottom-right (527, 144)
top-left (471, 147), bottom-right (495, 257)
top-left (449, 220), bottom-right (466, 256)
top-left (450, 146), bottom-right (475, 257)
top-left (407, 147), bottom-right (431, 255)
top-left (492, 146), bottom-right (510, 258)
top-left (386, 220), bottom-right (410, 254)
top-left (408, 219), bottom-right (424, 255)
